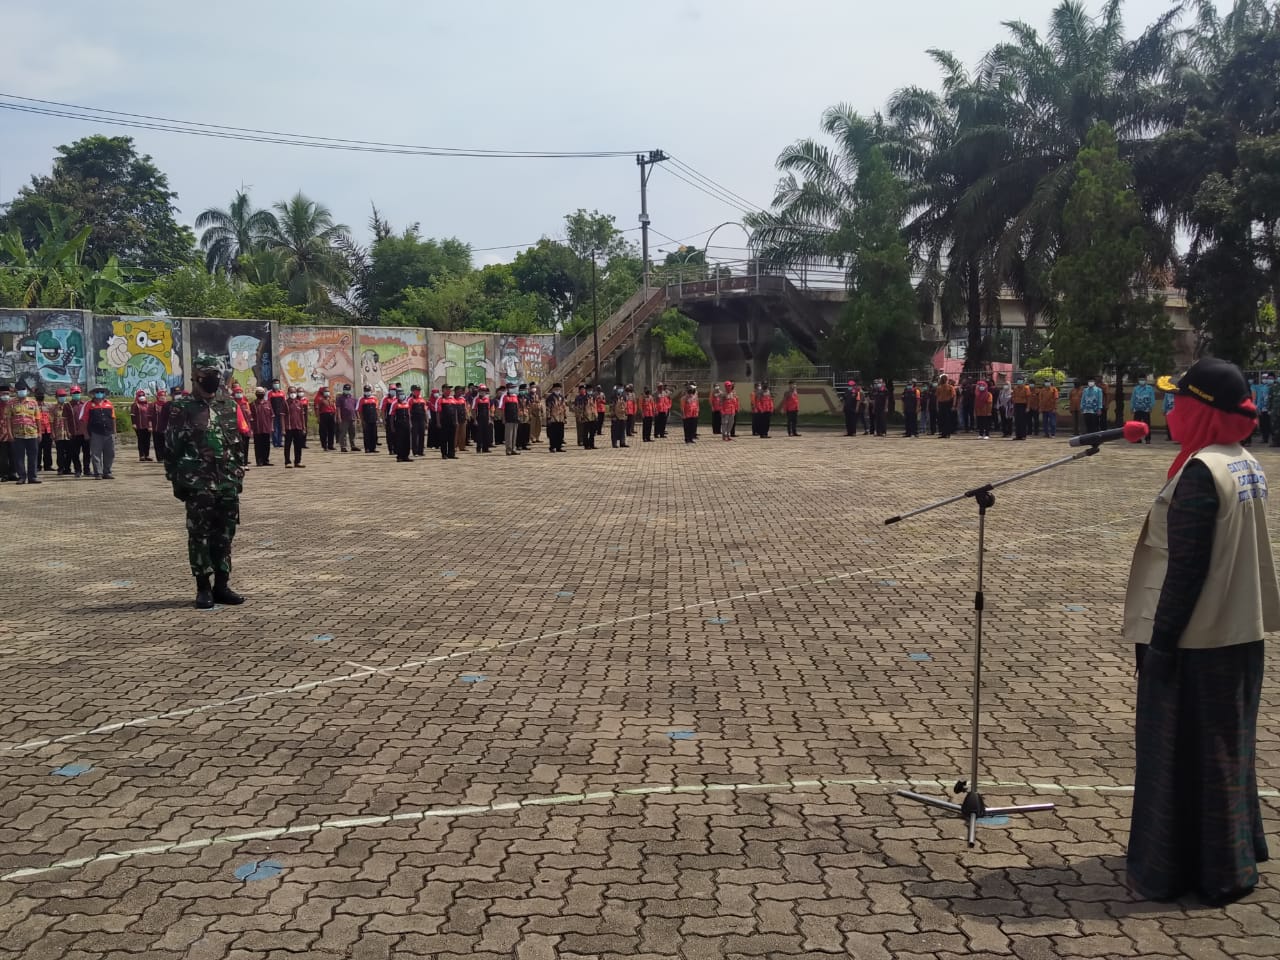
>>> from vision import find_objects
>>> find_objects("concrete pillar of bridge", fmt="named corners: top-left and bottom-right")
top-left (693, 304), bottom-right (776, 387)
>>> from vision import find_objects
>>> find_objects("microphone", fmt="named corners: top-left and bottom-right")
top-left (1068, 421), bottom-right (1150, 447)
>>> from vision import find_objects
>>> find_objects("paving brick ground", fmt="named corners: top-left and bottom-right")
top-left (0, 428), bottom-right (1276, 960)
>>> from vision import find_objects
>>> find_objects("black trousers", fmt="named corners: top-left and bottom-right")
top-left (1259, 411), bottom-right (1271, 444)
top-left (475, 419), bottom-right (492, 452)
top-left (254, 433), bottom-right (272, 466)
top-left (904, 412), bottom-right (917, 436)
top-left (611, 420), bottom-right (627, 447)
top-left (285, 428), bottom-right (306, 464)
top-left (135, 428), bottom-right (151, 460)
top-left (626, 414), bottom-right (635, 437)
top-left (80, 437), bottom-right (95, 475)
top-left (596, 412), bottom-right (605, 435)
top-left (938, 401), bottom-right (954, 438)
top-left (843, 409), bottom-right (857, 435)
top-left (712, 411), bottom-right (722, 435)
top-left (547, 421), bottom-right (565, 451)
top-left (1083, 412), bottom-right (1101, 434)
top-left (583, 420), bottom-right (596, 449)
top-left (361, 419), bottom-right (378, 453)
top-left (319, 412), bottom-right (336, 450)
top-left (1014, 404), bottom-right (1028, 439)
top-left (786, 410), bottom-right (798, 436)
top-left (683, 417), bottom-right (697, 443)
top-left (384, 418), bottom-right (395, 455)
top-left (493, 419), bottom-right (504, 446)
top-left (1134, 409), bottom-right (1152, 444)
top-left (517, 422), bottom-right (531, 450)
top-left (65, 436), bottom-right (83, 475)
top-left (238, 434), bottom-right (250, 465)
top-left (977, 414), bottom-right (992, 437)
top-left (411, 420), bottom-right (426, 456)
top-left (642, 416), bottom-right (653, 441)
top-left (440, 421), bottom-right (456, 459)
top-left (759, 412), bottom-right (771, 437)
top-left (40, 433), bottom-right (53, 470)
top-left (656, 411), bottom-right (668, 438)
top-left (154, 431), bottom-right (167, 462)
top-left (394, 423), bottom-right (411, 460)
top-left (56, 437), bottom-right (72, 473)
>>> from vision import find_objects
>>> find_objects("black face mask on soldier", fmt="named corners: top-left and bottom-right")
top-left (198, 371), bottom-right (221, 394)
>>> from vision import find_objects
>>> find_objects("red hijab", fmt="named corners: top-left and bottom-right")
top-left (1165, 394), bottom-right (1257, 479)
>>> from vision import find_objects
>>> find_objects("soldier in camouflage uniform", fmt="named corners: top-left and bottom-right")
top-left (165, 355), bottom-right (248, 609)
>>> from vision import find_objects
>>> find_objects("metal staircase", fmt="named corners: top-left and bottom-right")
top-left (557, 285), bottom-right (670, 389)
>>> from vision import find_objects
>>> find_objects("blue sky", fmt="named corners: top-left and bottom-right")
top-left (1, 0), bottom-right (1176, 265)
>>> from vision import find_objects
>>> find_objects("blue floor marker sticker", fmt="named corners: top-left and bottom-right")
top-left (732, 561), bottom-right (747, 568)
top-left (233, 859), bottom-right (283, 881)
top-left (607, 545), bottom-right (622, 553)
top-left (978, 815), bottom-right (1010, 826)
top-left (555, 591), bottom-right (574, 598)
top-left (460, 674), bottom-right (486, 684)
top-left (442, 571), bottom-right (457, 578)
top-left (52, 762), bottom-right (92, 778)
top-left (311, 634), bottom-right (334, 643)
top-left (668, 730), bottom-right (695, 740)
top-left (879, 579), bottom-right (898, 586)
top-left (111, 580), bottom-right (134, 588)
top-left (1002, 554), bottom-right (1021, 561)
top-left (707, 617), bottom-right (732, 625)
top-left (1064, 604), bottom-right (1088, 612)
top-left (336, 555), bottom-right (353, 561)
top-left (908, 653), bottom-right (932, 662)
top-left (47, 561), bottom-right (67, 569)
top-left (259, 540), bottom-right (274, 547)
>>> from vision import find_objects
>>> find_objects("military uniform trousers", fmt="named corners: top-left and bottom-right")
top-left (185, 493), bottom-right (240, 578)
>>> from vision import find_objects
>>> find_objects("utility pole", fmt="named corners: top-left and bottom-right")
top-left (637, 149), bottom-right (668, 292)
top-left (591, 250), bottom-right (600, 385)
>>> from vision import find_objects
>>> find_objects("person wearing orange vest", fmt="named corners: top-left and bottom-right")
top-left (749, 384), bottom-right (760, 436)
top-left (641, 388), bottom-right (656, 442)
top-left (51, 387), bottom-right (73, 474)
top-left (782, 381), bottom-right (801, 437)
top-left (595, 387), bottom-right (607, 437)
top-left (655, 383), bottom-right (672, 439)
top-left (1011, 376), bottom-right (1032, 440)
top-left (622, 384), bottom-right (636, 438)
top-left (314, 385), bottom-right (337, 451)
top-left (490, 385), bottom-right (505, 450)
top-left (284, 386), bottom-right (309, 468)
top-left (267, 378), bottom-right (287, 448)
top-left (610, 386), bottom-right (629, 448)
top-left (7, 380), bottom-right (42, 484)
top-left (231, 386), bottom-right (252, 467)
top-left (1039, 379), bottom-right (1060, 438)
top-left (759, 383), bottom-right (776, 438)
top-left (710, 384), bottom-right (723, 437)
top-left (681, 383), bottom-right (700, 443)
top-left (473, 384), bottom-right (493, 453)
top-left (65, 385), bottom-right (91, 477)
top-left (720, 381), bottom-right (739, 441)
top-left (935, 376), bottom-right (956, 439)
top-left (974, 379), bottom-right (994, 439)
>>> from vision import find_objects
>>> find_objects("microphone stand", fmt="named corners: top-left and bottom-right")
top-left (884, 443), bottom-right (1103, 846)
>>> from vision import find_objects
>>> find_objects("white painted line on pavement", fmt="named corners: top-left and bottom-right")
top-left (0, 513), bottom-right (1146, 753)
top-left (11, 767), bottom-right (1257, 882)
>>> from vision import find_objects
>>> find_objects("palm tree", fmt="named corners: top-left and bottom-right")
top-left (259, 192), bottom-right (351, 311)
top-left (195, 189), bottom-right (278, 275)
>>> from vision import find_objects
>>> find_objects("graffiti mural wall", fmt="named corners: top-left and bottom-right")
top-left (427, 332), bottom-right (495, 389)
top-left (188, 318), bottom-right (273, 392)
top-left (91, 315), bottom-right (184, 396)
top-left (0, 309), bottom-right (90, 391)
top-left (496, 335), bottom-right (556, 385)
top-left (278, 326), bottom-right (356, 394)
top-left (355, 327), bottom-right (429, 396)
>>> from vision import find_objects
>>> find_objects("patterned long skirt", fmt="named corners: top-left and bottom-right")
top-left (1128, 641), bottom-right (1269, 902)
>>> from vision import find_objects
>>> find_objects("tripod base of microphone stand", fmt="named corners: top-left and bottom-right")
top-left (896, 789), bottom-right (1055, 847)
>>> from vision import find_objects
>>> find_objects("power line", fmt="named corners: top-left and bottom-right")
top-left (0, 93), bottom-right (644, 159)
top-left (472, 227), bottom-right (642, 254)
top-left (667, 155), bottom-right (768, 213)
top-left (658, 164), bottom-right (760, 215)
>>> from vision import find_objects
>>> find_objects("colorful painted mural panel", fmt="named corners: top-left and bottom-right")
top-left (427, 332), bottom-right (496, 389)
top-left (0, 309), bottom-right (90, 391)
top-left (355, 327), bottom-right (429, 396)
top-left (188, 318), bottom-right (273, 392)
top-left (278, 326), bottom-right (356, 394)
top-left (92, 315), bottom-right (184, 396)
top-left (496, 335), bottom-right (556, 386)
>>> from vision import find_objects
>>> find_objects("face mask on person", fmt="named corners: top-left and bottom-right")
top-left (16, 389), bottom-right (27, 398)
top-left (1087, 381), bottom-right (1095, 387)
top-left (58, 396), bottom-right (67, 404)
top-left (0, 393), bottom-right (8, 403)
top-left (197, 369), bottom-right (221, 393)
top-left (272, 382), bottom-right (280, 390)
top-left (93, 391), bottom-right (106, 401)
top-left (233, 392), bottom-right (244, 401)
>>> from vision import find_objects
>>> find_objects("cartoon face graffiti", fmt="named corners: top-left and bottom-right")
top-left (360, 348), bottom-right (386, 395)
top-left (500, 343), bottom-right (520, 380)
top-left (25, 327), bottom-right (85, 385)
top-left (228, 335), bottom-right (261, 392)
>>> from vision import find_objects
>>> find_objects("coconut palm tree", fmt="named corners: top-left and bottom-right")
top-left (195, 189), bottom-right (278, 276)
top-left (259, 192), bottom-right (351, 311)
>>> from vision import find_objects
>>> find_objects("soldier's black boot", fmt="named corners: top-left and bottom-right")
top-left (195, 575), bottom-right (214, 610)
top-left (212, 572), bottom-right (245, 605)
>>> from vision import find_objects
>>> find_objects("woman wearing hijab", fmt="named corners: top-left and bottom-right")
top-left (1124, 358), bottom-right (1280, 904)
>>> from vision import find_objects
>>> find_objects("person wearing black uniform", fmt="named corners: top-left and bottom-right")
top-left (391, 390), bottom-right (412, 461)
top-left (473, 384), bottom-right (493, 453)
top-left (842, 380), bottom-right (859, 436)
top-left (408, 385), bottom-right (428, 457)
top-left (438, 386), bottom-right (457, 459)
top-left (901, 381), bottom-right (920, 437)
top-left (502, 385), bottom-right (521, 455)
top-left (492, 385), bottom-right (506, 449)
top-left (871, 379), bottom-right (889, 436)
top-left (358, 385), bottom-right (380, 453)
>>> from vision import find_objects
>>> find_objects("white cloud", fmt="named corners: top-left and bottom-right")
top-left (0, 10), bottom-right (124, 98)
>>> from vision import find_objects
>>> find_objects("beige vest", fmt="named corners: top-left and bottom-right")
top-left (1124, 444), bottom-right (1280, 648)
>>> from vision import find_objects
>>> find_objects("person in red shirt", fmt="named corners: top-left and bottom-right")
top-left (758, 384), bottom-right (774, 438)
top-left (51, 387), bottom-right (74, 474)
top-left (315, 386), bottom-right (337, 451)
top-left (358, 385), bottom-right (380, 453)
top-left (390, 389), bottom-right (413, 462)
top-left (782, 381), bottom-right (801, 437)
top-left (641, 388), bottom-right (657, 442)
top-left (129, 389), bottom-right (154, 461)
top-left (409, 384), bottom-right (429, 457)
top-left (624, 384), bottom-right (637, 438)
top-left (152, 388), bottom-right (170, 462)
top-left (595, 387), bottom-right (607, 437)
top-left (231, 386), bottom-right (252, 465)
top-left (249, 387), bottom-right (274, 466)
top-left (750, 384), bottom-right (761, 436)
top-left (65, 385), bottom-right (91, 477)
top-left (655, 383), bottom-right (672, 439)
top-left (681, 383), bottom-right (700, 444)
top-left (284, 387), bottom-right (309, 468)
top-left (35, 388), bottom-right (54, 471)
top-left (472, 384), bottom-right (492, 454)
top-left (720, 381), bottom-right (740, 441)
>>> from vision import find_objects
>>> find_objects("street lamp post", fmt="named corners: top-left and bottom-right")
top-left (591, 250), bottom-right (600, 385)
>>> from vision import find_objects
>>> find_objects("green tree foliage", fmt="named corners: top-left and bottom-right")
top-left (259, 192), bottom-right (351, 313)
top-left (0, 135), bottom-right (196, 271)
top-left (1051, 124), bottom-right (1171, 397)
top-left (196, 189), bottom-right (278, 275)
top-left (824, 149), bottom-right (924, 378)
top-left (563, 209), bottom-right (632, 261)
top-left (153, 264), bottom-right (241, 318)
top-left (367, 230), bottom-right (472, 318)
top-left (649, 308), bottom-right (707, 365)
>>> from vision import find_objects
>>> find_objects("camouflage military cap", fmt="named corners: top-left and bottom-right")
top-left (193, 355), bottom-right (222, 371)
